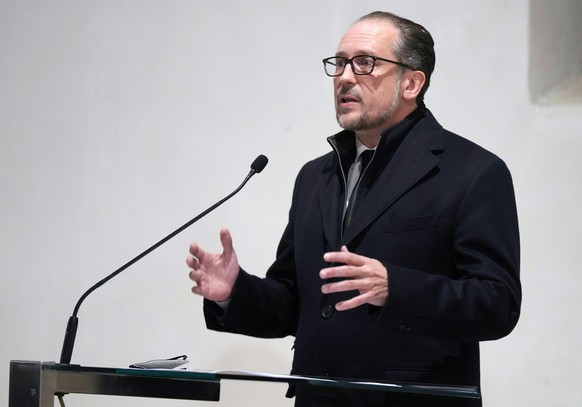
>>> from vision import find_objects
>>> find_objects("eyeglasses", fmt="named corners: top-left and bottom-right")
top-left (322, 55), bottom-right (412, 77)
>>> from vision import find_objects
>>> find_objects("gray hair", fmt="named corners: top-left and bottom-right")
top-left (358, 11), bottom-right (436, 103)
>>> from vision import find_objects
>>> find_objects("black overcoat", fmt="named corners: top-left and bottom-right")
top-left (204, 106), bottom-right (521, 406)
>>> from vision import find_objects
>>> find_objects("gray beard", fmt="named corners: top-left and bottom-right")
top-left (337, 100), bottom-right (399, 132)
top-left (336, 77), bottom-right (402, 132)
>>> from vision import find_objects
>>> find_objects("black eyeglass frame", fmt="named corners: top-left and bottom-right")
top-left (322, 55), bottom-right (412, 77)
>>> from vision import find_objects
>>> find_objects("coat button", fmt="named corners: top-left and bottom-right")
top-left (399, 324), bottom-right (413, 333)
top-left (321, 305), bottom-right (333, 319)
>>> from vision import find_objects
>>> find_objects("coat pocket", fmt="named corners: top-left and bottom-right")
top-left (383, 215), bottom-right (440, 233)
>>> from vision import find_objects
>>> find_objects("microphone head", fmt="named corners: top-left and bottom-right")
top-left (251, 154), bottom-right (268, 173)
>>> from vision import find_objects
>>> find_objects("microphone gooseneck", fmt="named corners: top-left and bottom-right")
top-left (59, 155), bottom-right (269, 364)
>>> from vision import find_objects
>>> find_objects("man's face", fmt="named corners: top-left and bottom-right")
top-left (334, 19), bottom-right (404, 134)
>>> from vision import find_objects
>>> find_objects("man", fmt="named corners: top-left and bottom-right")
top-left (187, 11), bottom-right (521, 407)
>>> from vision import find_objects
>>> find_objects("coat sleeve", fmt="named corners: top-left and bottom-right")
top-left (380, 156), bottom-right (521, 342)
top-left (203, 167), bottom-right (305, 339)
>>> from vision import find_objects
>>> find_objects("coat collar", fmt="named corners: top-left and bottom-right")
top-left (319, 106), bottom-right (445, 248)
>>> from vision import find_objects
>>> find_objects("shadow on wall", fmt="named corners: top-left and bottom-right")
top-left (529, 0), bottom-right (582, 105)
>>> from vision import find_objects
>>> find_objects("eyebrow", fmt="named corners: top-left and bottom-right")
top-left (335, 50), bottom-right (378, 57)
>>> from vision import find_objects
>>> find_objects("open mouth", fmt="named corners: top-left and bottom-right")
top-left (339, 95), bottom-right (359, 104)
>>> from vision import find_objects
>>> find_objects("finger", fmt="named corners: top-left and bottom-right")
top-left (186, 255), bottom-right (199, 269)
top-left (191, 284), bottom-right (203, 296)
top-left (335, 294), bottom-right (369, 311)
top-left (189, 269), bottom-right (201, 282)
top-left (324, 249), bottom-right (364, 266)
top-left (320, 264), bottom-right (360, 280)
top-left (189, 242), bottom-right (203, 258)
top-left (321, 278), bottom-right (361, 294)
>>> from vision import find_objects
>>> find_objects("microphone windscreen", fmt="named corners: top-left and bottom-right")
top-left (251, 155), bottom-right (269, 173)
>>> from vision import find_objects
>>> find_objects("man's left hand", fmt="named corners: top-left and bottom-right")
top-left (320, 245), bottom-right (389, 310)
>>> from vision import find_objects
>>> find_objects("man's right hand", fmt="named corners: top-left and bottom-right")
top-left (187, 228), bottom-right (239, 302)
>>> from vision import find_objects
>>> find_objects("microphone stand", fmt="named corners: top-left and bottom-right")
top-left (60, 155), bottom-right (268, 364)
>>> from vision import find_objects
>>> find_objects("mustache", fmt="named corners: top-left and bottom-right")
top-left (337, 86), bottom-right (362, 100)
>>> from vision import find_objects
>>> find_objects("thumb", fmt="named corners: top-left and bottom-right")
top-left (340, 245), bottom-right (350, 253)
top-left (219, 228), bottom-right (234, 257)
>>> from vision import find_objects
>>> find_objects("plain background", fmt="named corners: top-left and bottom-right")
top-left (1, 1), bottom-right (581, 406)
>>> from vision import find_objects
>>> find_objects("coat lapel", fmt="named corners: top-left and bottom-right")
top-left (342, 124), bottom-right (444, 244)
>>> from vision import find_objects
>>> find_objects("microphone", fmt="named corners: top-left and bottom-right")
top-left (59, 154), bottom-right (269, 364)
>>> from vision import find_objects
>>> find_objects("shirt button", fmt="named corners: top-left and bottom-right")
top-left (321, 305), bottom-right (333, 319)
top-left (399, 324), bottom-right (413, 334)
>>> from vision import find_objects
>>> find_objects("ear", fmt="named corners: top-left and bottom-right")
top-left (402, 70), bottom-right (426, 102)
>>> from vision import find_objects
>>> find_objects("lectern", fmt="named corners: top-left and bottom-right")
top-left (10, 360), bottom-right (480, 406)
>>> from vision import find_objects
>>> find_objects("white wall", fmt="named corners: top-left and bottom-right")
top-left (1, 1), bottom-right (581, 406)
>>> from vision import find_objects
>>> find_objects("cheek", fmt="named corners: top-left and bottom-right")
top-left (332, 81), bottom-right (339, 102)
top-left (371, 87), bottom-right (394, 108)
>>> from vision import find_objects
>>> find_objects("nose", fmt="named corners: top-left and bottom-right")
top-left (335, 62), bottom-right (357, 85)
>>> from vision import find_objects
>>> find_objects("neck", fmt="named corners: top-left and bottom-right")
top-left (355, 102), bottom-right (418, 147)
top-left (355, 131), bottom-right (381, 148)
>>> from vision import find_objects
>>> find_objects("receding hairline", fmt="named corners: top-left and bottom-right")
top-left (347, 14), bottom-right (403, 56)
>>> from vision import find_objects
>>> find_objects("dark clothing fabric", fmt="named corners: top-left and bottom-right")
top-left (204, 105), bottom-right (521, 406)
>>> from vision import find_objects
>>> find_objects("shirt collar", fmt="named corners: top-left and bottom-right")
top-left (354, 137), bottom-right (375, 159)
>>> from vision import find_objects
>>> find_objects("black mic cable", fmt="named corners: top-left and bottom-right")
top-left (59, 154), bottom-right (269, 364)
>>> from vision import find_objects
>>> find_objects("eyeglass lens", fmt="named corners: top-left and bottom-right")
top-left (325, 56), bottom-right (375, 76)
